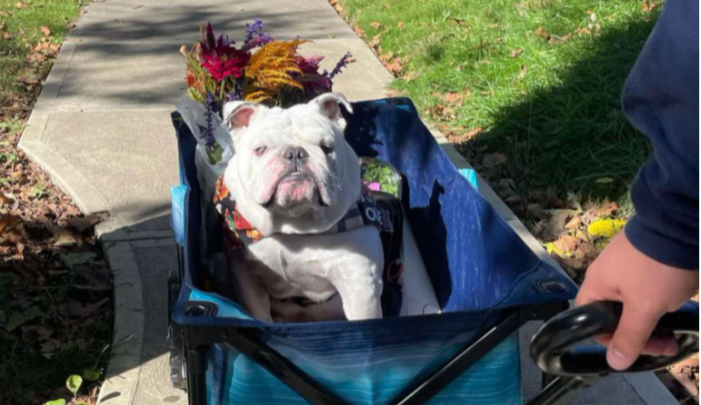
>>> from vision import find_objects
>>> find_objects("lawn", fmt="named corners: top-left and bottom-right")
top-left (1, 1), bottom-right (112, 405)
top-left (335, 0), bottom-right (660, 207)
top-left (334, 0), bottom-right (663, 279)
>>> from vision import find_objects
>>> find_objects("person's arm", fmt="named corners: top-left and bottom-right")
top-left (623, 0), bottom-right (699, 269)
top-left (575, 0), bottom-right (699, 371)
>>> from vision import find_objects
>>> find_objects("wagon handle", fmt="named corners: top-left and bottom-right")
top-left (530, 300), bottom-right (699, 376)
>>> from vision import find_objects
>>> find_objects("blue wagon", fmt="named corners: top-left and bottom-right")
top-left (168, 98), bottom-right (698, 405)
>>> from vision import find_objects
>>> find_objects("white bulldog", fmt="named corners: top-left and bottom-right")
top-left (219, 93), bottom-right (384, 322)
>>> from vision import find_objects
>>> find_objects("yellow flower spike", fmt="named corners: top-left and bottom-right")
top-left (587, 219), bottom-right (627, 239)
top-left (243, 39), bottom-right (307, 103)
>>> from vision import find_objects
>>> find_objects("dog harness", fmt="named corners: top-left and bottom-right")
top-left (213, 175), bottom-right (405, 317)
top-left (213, 176), bottom-right (393, 248)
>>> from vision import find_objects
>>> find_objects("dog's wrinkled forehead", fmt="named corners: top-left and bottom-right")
top-left (242, 105), bottom-right (336, 147)
top-left (224, 92), bottom-right (352, 150)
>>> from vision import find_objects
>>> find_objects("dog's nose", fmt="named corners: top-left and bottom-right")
top-left (284, 146), bottom-right (309, 162)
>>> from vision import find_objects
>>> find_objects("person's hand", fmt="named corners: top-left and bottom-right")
top-left (575, 231), bottom-right (699, 370)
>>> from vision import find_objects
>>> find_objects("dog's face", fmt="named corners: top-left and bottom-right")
top-left (222, 93), bottom-right (360, 236)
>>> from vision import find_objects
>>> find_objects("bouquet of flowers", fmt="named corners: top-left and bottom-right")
top-left (178, 20), bottom-right (354, 168)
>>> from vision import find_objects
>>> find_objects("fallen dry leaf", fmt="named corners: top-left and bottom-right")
top-left (371, 21), bottom-right (381, 29)
top-left (441, 91), bottom-right (470, 106)
top-left (353, 26), bottom-right (364, 37)
top-left (0, 213), bottom-right (21, 235)
top-left (15, 2), bottom-right (27, 9)
top-left (370, 34), bottom-right (381, 49)
top-left (560, 256), bottom-right (584, 270)
top-left (447, 17), bottom-right (466, 26)
top-left (597, 201), bottom-right (619, 217)
top-left (553, 234), bottom-right (578, 253)
top-left (549, 33), bottom-right (570, 44)
top-left (0, 191), bottom-right (12, 206)
top-left (642, 0), bottom-right (661, 13)
top-left (463, 127), bottom-right (483, 139)
top-left (53, 227), bottom-right (78, 247)
top-left (39, 26), bottom-right (51, 36)
top-left (65, 214), bottom-right (101, 232)
top-left (59, 298), bottom-right (108, 319)
top-left (27, 52), bottom-right (46, 63)
top-left (0, 10), bottom-right (11, 17)
top-left (397, 21), bottom-right (404, 29)
top-left (21, 77), bottom-right (41, 86)
top-left (483, 153), bottom-right (507, 168)
top-left (3, 31), bottom-right (11, 40)
top-left (565, 216), bottom-right (582, 230)
top-left (385, 58), bottom-right (404, 76)
top-left (509, 48), bottom-right (523, 58)
top-left (534, 26), bottom-right (550, 40)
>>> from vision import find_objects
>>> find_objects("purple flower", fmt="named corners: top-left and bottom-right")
top-left (217, 33), bottom-right (232, 47)
top-left (198, 93), bottom-right (216, 153)
top-left (325, 51), bottom-right (354, 80)
top-left (244, 19), bottom-right (263, 44)
top-left (225, 80), bottom-right (243, 102)
top-left (241, 32), bottom-right (273, 52)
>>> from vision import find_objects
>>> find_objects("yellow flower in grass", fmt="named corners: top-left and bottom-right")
top-left (588, 219), bottom-right (627, 239)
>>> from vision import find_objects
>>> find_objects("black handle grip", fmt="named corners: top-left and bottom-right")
top-left (531, 301), bottom-right (699, 376)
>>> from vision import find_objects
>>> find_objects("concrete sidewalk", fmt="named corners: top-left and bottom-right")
top-left (19, 0), bottom-right (677, 404)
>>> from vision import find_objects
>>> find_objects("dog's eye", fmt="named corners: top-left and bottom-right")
top-left (320, 143), bottom-right (334, 155)
top-left (254, 146), bottom-right (267, 156)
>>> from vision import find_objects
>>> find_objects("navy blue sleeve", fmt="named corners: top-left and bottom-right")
top-left (622, 0), bottom-right (699, 270)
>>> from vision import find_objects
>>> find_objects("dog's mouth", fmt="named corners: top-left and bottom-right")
top-left (261, 169), bottom-right (329, 208)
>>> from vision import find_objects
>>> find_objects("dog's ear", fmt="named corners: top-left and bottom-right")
top-left (310, 92), bottom-right (353, 123)
top-left (223, 101), bottom-right (259, 130)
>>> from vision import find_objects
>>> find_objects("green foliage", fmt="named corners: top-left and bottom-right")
top-left (82, 368), bottom-right (101, 382)
top-left (66, 375), bottom-right (82, 397)
top-left (339, 0), bottom-right (660, 203)
top-left (362, 161), bottom-right (399, 197)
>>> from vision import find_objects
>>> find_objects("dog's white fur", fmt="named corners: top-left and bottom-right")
top-left (221, 93), bottom-right (384, 322)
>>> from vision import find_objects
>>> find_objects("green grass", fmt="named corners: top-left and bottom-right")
top-left (0, 0), bottom-right (81, 110)
top-left (338, 0), bottom-right (661, 204)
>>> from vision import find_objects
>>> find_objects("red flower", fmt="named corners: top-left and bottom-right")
top-left (202, 50), bottom-right (250, 81)
top-left (296, 55), bottom-right (324, 74)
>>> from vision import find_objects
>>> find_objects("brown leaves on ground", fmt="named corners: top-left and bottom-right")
top-left (380, 51), bottom-right (405, 77)
top-left (509, 48), bottom-right (523, 58)
top-left (641, 1), bottom-right (662, 14)
top-left (534, 26), bottom-right (550, 40)
top-left (14, 2), bottom-right (27, 9)
top-left (439, 125), bottom-right (483, 143)
top-left (1, 63), bottom-right (110, 405)
top-left (427, 90), bottom-right (472, 125)
top-left (39, 25), bottom-right (51, 37)
top-left (435, 90), bottom-right (471, 106)
top-left (482, 153), bottom-right (507, 168)
top-left (657, 357), bottom-right (699, 404)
